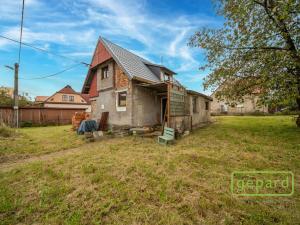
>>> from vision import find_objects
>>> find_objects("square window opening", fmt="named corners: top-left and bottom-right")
top-left (118, 91), bottom-right (127, 107)
top-left (205, 101), bottom-right (209, 110)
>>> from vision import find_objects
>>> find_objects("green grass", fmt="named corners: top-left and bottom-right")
top-left (0, 125), bottom-right (84, 163)
top-left (0, 116), bottom-right (299, 224)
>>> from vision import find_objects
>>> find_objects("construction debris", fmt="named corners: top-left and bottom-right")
top-left (182, 130), bottom-right (190, 137)
top-left (130, 127), bottom-right (153, 135)
top-left (72, 112), bottom-right (89, 131)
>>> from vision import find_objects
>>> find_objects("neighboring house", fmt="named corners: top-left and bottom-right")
top-left (210, 86), bottom-right (268, 115)
top-left (82, 37), bottom-right (212, 131)
top-left (187, 90), bottom-right (212, 127)
top-left (35, 85), bottom-right (91, 112)
top-left (35, 96), bottom-right (48, 103)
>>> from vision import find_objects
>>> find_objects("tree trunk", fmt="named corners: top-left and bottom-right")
top-left (297, 82), bottom-right (300, 127)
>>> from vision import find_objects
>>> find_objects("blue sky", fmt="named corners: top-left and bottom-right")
top-left (0, 0), bottom-right (223, 99)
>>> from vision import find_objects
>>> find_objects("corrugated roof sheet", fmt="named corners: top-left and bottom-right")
top-left (187, 90), bottom-right (213, 101)
top-left (100, 37), bottom-right (161, 83)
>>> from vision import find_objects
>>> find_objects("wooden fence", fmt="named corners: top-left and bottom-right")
top-left (0, 106), bottom-right (86, 126)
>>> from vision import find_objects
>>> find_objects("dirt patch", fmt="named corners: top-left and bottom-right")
top-left (0, 142), bottom-right (96, 172)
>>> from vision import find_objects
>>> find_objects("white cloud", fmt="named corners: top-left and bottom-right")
top-left (1, 0), bottom-right (218, 63)
top-left (0, 0), bottom-right (41, 21)
top-left (169, 29), bottom-right (189, 57)
top-left (65, 51), bottom-right (93, 57)
top-left (0, 0), bottom-right (221, 94)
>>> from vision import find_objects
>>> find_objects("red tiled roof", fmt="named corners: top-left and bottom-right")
top-left (80, 93), bottom-right (90, 103)
top-left (57, 85), bottom-right (77, 94)
top-left (35, 96), bottom-right (49, 102)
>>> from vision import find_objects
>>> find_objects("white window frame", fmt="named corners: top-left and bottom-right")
top-left (101, 66), bottom-right (109, 80)
top-left (62, 94), bottom-right (68, 101)
top-left (116, 89), bottom-right (127, 112)
top-left (69, 95), bottom-right (74, 102)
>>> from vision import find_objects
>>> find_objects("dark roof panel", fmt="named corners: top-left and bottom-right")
top-left (101, 37), bottom-right (162, 83)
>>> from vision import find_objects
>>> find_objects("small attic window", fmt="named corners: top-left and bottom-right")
top-left (101, 66), bottom-right (109, 79)
top-left (164, 72), bottom-right (170, 81)
top-left (62, 95), bottom-right (68, 101)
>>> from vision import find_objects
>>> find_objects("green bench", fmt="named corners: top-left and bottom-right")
top-left (158, 127), bottom-right (175, 145)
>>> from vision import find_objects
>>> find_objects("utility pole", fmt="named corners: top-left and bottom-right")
top-left (13, 63), bottom-right (19, 128)
top-left (13, 0), bottom-right (24, 128)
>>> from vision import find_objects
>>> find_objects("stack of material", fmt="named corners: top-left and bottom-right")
top-left (111, 125), bottom-right (131, 137)
top-left (71, 112), bottom-right (89, 130)
top-left (84, 132), bottom-right (95, 142)
top-left (114, 130), bottom-right (130, 137)
top-left (130, 127), bottom-right (153, 136)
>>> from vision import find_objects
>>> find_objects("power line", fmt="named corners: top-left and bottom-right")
top-left (19, 63), bottom-right (82, 80)
top-left (0, 34), bottom-right (90, 66)
top-left (18, 0), bottom-right (25, 64)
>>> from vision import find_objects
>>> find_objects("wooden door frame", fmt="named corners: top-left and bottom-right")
top-left (161, 96), bottom-right (167, 124)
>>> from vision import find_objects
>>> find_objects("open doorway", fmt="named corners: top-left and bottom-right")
top-left (161, 97), bottom-right (167, 124)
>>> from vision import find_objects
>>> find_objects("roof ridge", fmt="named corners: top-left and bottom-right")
top-left (99, 36), bottom-right (151, 63)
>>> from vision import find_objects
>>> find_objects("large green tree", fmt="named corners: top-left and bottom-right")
top-left (189, 0), bottom-right (300, 126)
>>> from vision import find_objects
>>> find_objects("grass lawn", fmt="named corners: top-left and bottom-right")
top-left (0, 125), bottom-right (85, 163)
top-left (0, 116), bottom-right (299, 224)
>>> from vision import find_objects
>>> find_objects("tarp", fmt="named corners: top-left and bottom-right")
top-left (77, 119), bottom-right (97, 134)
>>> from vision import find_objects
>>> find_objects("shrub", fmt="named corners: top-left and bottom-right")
top-left (20, 121), bottom-right (33, 127)
top-left (274, 110), bottom-right (298, 116)
top-left (247, 111), bottom-right (267, 116)
top-left (0, 124), bottom-right (16, 138)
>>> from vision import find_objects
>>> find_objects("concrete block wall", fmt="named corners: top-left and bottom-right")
top-left (190, 95), bottom-right (211, 127)
top-left (97, 61), bottom-right (114, 91)
top-left (92, 61), bottom-right (133, 127)
top-left (93, 88), bottom-right (132, 126)
top-left (131, 81), bottom-right (161, 127)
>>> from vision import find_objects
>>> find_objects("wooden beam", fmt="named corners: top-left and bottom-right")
top-left (167, 81), bottom-right (170, 127)
top-left (156, 92), bottom-right (167, 96)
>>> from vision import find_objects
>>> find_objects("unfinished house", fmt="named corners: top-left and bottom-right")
top-left (210, 86), bottom-right (268, 115)
top-left (82, 37), bottom-right (212, 132)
